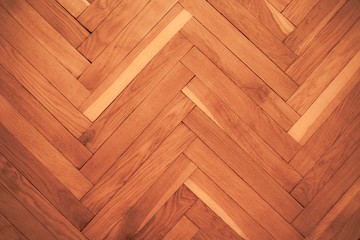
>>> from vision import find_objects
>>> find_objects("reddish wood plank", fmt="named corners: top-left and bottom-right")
top-left (25, 0), bottom-right (89, 48)
top-left (163, 217), bottom-right (199, 240)
top-left (0, 155), bottom-right (86, 240)
top-left (79, 33), bottom-right (192, 152)
top-left (180, 0), bottom-right (298, 100)
top-left (131, 186), bottom-right (198, 240)
top-left (0, 124), bottom-right (93, 230)
top-left (286, 0), bottom-right (360, 85)
top-left (0, 213), bottom-right (27, 240)
top-left (82, 95), bottom-right (194, 213)
top-left (80, 63), bottom-right (193, 183)
top-left (181, 48), bottom-right (300, 161)
top-left (208, 0), bottom-right (296, 70)
top-left (283, 0), bottom-right (320, 26)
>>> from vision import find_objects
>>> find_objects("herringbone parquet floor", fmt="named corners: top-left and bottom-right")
top-left (0, 0), bottom-right (359, 239)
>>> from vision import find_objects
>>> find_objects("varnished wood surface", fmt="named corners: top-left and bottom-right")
top-left (0, 0), bottom-right (359, 239)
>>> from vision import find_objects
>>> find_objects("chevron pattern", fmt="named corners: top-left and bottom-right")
top-left (0, 0), bottom-right (359, 239)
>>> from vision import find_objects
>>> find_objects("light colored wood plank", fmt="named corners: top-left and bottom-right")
top-left (77, 0), bottom-right (124, 31)
top-left (291, 122), bottom-right (360, 206)
top-left (0, 124), bottom-right (93, 231)
top-left (183, 77), bottom-right (301, 192)
top-left (82, 126), bottom-right (195, 240)
top-left (0, 96), bottom-right (92, 199)
top-left (80, 63), bottom-right (194, 183)
top-left (283, 0), bottom-right (320, 26)
top-left (285, 0), bottom-right (347, 55)
top-left (55, 0), bottom-right (89, 18)
top-left (290, 82), bottom-right (360, 175)
top-left (181, 48), bottom-right (300, 161)
top-left (81, 94), bottom-right (194, 213)
top-left (208, 0), bottom-right (296, 70)
top-left (292, 147), bottom-right (360, 235)
top-left (287, 21), bottom-right (360, 115)
top-left (267, 0), bottom-right (290, 11)
top-left (0, 213), bottom-right (27, 240)
top-left (132, 186), bottom-right (198, 240)
top-left (180, 19), bottom-right (299, 131)
top-left (80, 8), bottom-right (192, 121)
top-left (78, 0), bottom-right (149, 59)
top-left (184, 138), bottom-right (302, 239)
top-left (79, 33), bottom-right (192, 151)
top-left (163, 217), bottom-right (199, 240)
top-left (289, 51), bottom-right (360, 144)
top-left (105, 155), bottom-right (196, 239)
top-left (0, 185), bottom-right (56, 240)
top-left (0, 35), bottom-right (90, 137)
top-left (0, 7), bottom-right (90, 108)
top-left (186, 200), bottom-right (244, 240)
top-left (0, 0), bottom-right (90, 78)
top-left (286, 0), bottom-right (360, 85)
top-left (25, 0), bottom-right (89, 48)
top-left (0, 155), bottom-right (86, 240)
top-left (0, 66), bottom-right (92, 168)
top-left (179, 0), bottom-right (298, 100)
top-left (185, 170), bottom-right (274, 240)
top-left (306, 179), bottom-right (360, 240)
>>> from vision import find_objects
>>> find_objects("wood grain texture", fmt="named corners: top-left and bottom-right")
top-left (0, 0), bottom-right (90, 78)
top-left (2, 0), bottom-right (360, 238)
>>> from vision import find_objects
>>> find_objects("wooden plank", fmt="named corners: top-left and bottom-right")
top-left (163, 217), bottom-right (199, 240)
top-left (0, 185), bottom-right (56, 240)
top-left (181, 48), bottom-right (300, 161)
top-left (0, 36), bottom-right (90, 137)
top-left (287, 22), bottom-right (360, 115)
top-left (77, 0), bottom-right (124, 31)
top-left (186, 200), bottom-right (244, 240)
top-left (82, 95), bottom-right (194, 213)
top-left (0, 155), bottom-right (87, 240)
top-left (0, 66), bottom-right (92, 168)
top-left (0, 0), bottom-right (90, 78)
top-left (0, 7), bottom-right (90, 108)
top-left (132, 186), bottom-right (198, 240)
top-left (180, 19), bottom-right (299, 131)
top-left (230, 0), bottom-right (294, 40)
top-left (78, 0), bottom-right (178, 70)
top-left (333, 209), bottom-right (360, 240)
top-left (80, 9), bottom-right (191, 121)
top-left (267, 0), bottom-right (290, 12)
top-left (183, 78), bottom-right (300, 191)
top-left (283, 0), bottom-right (320, 26)
top-left (185, 170), bottom-right (274, 240)
top-left (80, 63), bottom-right (194, 183)
top-left (0, 96), bottom-right (92, 199)
top-left (291, 123), bottom-right (360, 206)
top-left (82, 127), bottom-right (195, 240)
top-left (292, 148), bottom-right (360, 236)
top-left (192, 231), bottom-right (212, 240)
top-left (0, 124), bottom-right (93, 231)
top-left (55, 0), bottom-right (89, 18)
top-left (184, 138), bottom-right (302, 238)
top-left (290, 82), bottom-right (360, 175)
top-left (286, 0), bottom-right (360, 85)
top-left (179, 0), bottom-right (298, 100)
top-left (25, 0), bottom-right (89, 48)
top-left (79, 33), bottom-right (192, 151)
top-left (289, 51), bottom-right (360, 145)
top-left (0, 213), bottom-right (27, 240)
top-left (105, 155), bottom-right (196, 239)
top-left (208, 0), bottom-right (296, 70)
top-left (82, 96), bottom-right (193, 213)
top-left (78, 0), bottom-right (149, 59)
top-left (285, 0), bottom-right (347, 55)
top-left (306, 179), bottom-right (360, 240)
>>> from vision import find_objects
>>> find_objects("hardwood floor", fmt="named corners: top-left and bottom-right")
top-left (0, 0), bottom-right (359, 239)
